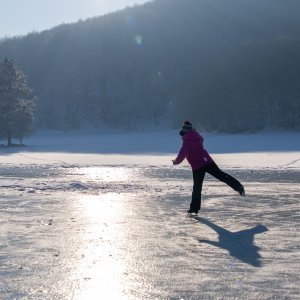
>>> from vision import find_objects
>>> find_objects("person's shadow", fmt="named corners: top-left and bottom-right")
top-left (194, 217), bottom-right (268, 267)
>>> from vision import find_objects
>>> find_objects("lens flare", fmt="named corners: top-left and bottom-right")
top-left (134, 35), bottom-right (143, 46)
top-left (126, 15), bottom-right (136, 28)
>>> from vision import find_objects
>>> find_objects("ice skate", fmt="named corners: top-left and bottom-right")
top-left (238, 185), bottom-right (246, 197)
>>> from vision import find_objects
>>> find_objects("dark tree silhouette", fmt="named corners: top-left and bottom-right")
top-left (0, 58), bottom-right (36, 146)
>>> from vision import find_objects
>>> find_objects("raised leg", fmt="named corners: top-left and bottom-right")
top-left (205, 162), bottom-right (244, 195)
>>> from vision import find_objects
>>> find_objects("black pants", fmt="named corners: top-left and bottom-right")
top-left (191, 162), bottom-right (242, 210)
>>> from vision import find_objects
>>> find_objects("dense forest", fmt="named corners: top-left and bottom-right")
top-left (0, 0), bottom-right (300, 132)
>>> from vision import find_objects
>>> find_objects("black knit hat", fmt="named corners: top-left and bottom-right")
top-left (179, 121), bottom-right (193, 136)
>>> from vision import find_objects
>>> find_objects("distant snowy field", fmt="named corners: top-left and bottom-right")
top-left (1, 129), bottom-right (300, 169)
top-left (0, 130), bottom-right (299, 299)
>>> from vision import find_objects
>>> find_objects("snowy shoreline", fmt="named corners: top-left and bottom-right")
top-left (1, 130), bottom-right (300, 170)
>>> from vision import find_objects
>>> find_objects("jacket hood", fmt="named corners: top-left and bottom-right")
top-left (183, 129), bottom-right (203, 142)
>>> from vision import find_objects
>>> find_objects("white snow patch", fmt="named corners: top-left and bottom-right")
top-left (0, 130), bottom-right (299, 170)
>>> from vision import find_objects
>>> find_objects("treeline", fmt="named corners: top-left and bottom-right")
top-left (0, 0), bottom-right (299, 132)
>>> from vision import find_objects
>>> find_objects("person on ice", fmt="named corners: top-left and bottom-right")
top-left (173, 121), bottom-right (245, 215)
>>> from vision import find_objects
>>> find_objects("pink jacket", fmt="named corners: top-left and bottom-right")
top-left (175, 129), bottom-right (214, 170)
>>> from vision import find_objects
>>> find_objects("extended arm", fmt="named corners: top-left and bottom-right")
top-left (173, 139), bottom-right (189, 165)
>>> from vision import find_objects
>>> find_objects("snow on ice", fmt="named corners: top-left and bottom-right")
top-left (0, 130), bottom-right (299, 299)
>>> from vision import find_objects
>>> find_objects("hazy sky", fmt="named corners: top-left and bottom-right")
top-left (0, 0), bottom-right (150, 38)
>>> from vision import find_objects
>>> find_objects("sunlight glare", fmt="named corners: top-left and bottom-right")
top-left (73, 193), bottom-right (130, 299)
top-left (80, 167), bottom-right (132, 182)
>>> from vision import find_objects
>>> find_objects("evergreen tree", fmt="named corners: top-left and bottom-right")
top-left (0, 58), bottom-right (36, 146)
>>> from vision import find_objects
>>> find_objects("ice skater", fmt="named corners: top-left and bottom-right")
top-left (172, 121), bottom-right (245, 215)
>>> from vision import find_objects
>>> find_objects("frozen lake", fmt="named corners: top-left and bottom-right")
top-left (0, 130), bottom-right (300, 299)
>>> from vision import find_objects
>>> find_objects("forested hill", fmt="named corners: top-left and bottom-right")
top-left (0, 0), bottom-right (300, 132)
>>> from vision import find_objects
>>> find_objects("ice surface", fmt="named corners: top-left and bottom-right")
top-left (0, 130), bottom-right (299, 299)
